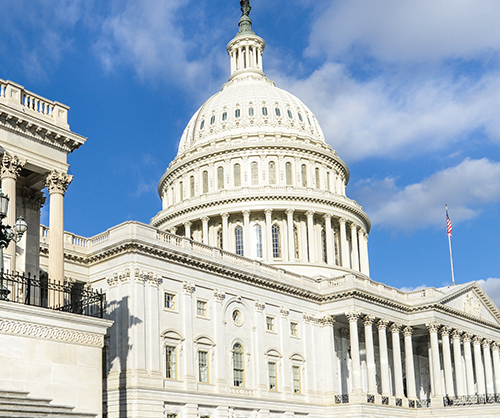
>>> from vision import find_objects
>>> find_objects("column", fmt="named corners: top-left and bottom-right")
top-left (491, 343), bottom-right (500, 395)
top-left (255, 300), bottom-right (266, 395)
top-left (306, 211), bottom-right (315, 263)
top-left (202, 217), bottom-right (210, 245)
top-left (339, 218), bottom-right (349, 268)
top-left (221, 212), bottom-right (229, 251)
top-left (324, 214), bottom-right (334, 265)
top-left (426, 323), bottom-right (444, 397)
top-left (181, 282), bottom-right (196, 389)
top-left (377, 319), bottom-right (391, 396)
top-left (363, 315), bottom-right (377, 395)
top-left (264, 209), bottom-right (273, 261)
top-left (452, 330), bottom-right (466, 397)
top-left (1, 153), bottom-right (26, 273)
top-left (213, 290), bottom-right (226, 391)
top-left (483, 339), bottom-right (494, 397)
top-left (286, 209), bottom-right (294, 261)
top-left (473, 336), bottom-right (486, 396)
top-left (184, 221), bottom-right (192, 239)
top-left (282, 213), bottom-right (289, 262)
top-left (350, 223), bottom-right (359, 272)
top-left (243, 210), bottom-right (251, 257)
top-left (440, 326), bottom-right (455, 397)
top-left (46, 171), bottom-right (72, 282)
top-left (358, 230), bottom-right (370, 276)
top-left (345, 311), bottom-right (362, 394)
top-left (463, 333), bottom-right (475, 396)
top-left (391, 323), bottom-right (404, 397)
top-left (403, 326), bottom-right (417, 399)
top-left (322, 315), bottom-right (337, 397)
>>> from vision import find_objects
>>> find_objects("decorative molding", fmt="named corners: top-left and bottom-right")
top-left (319, 315), bottom-right (335, 327)
top-left (45, 170), bottom-right (73, 195)
top-left (1, 152), bottom-right (26, 180)
top-left (345, 311), bottom-right (360, 323)
top-left (213, 289), bottom-right (226, 302)
top-left (23, 188), bottom-right (46, 211)
top-left (183, 281), bottom-right (195, 295)
top-left (363, 314), bottom-right (376, 326)
top-left (464, 293), bottom-right (482, 318)
top-left (134, 268), bottom-right (162, 286)
top-left (279, 306), bottom-right (289, 317)
top-left (0, 319), bottom-right (104, 347)
top-left (482, 338), bottom-right (493, 348)
top-left (107, 268), bottom-right (130, 286)
top-left (426, 322), bottom-right (440, 333)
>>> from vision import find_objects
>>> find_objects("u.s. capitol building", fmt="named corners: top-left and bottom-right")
top-left (0, 3), bottom-right (500, 418)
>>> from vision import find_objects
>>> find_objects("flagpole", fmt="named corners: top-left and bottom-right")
top-left (446, 204), bottom-right (456, 285)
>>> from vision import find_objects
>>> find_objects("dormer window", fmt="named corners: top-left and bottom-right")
top-left (210, 116), bottom-right (215, 125)
top-left (200, 120), bottom-right (205, 129)
top-left (248, 107), bottom-right (254, 117)
top-left (287, 110), bottom-right (293, 119)
top-left (235, 109), bottom-right (241, 118)
top-left (262, 107), bottom-right (268, 116)
top-left (222, 112), bottom-right (227, 121)
top-left (275, 108), bottom-right (281, 117)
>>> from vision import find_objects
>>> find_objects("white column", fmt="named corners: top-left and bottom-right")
top-left (441, 326), bottom-right (455, 397)
top-left (324, 214), bottom-right (334, 265)
top-left (403, 326), bottom-right (417, 399)
top-left (426, 323), bottom-right (444, 397)
top-left (46, 171), bottom-right (73, 282)
top-left (184, 221), bottom-right (192, 239)
top-left (213, 290), bottom-right (226, 391)
top-left (181, 282), bottom-right (196, 389)
top-left (202, 216), bottom-right (210, 245)
top-left (243, 210), bottom-right (251, 257)
top-left (363, 315), bottom-right (377, 395)
top-left (346, 312), bottom-right (362, 394)
top-left (452, 330), bottom-right (466, 397)
top-left (306, 211), bottom-right (315, 263)
top-left (377, 319), bottom-right (391, 396)
top-left (255, 301), bottom-right (266, 395)
top-left (391, 323), bottom-right (404, 397)
top-left (282, 213), bottom-right (289, 262)
top-left (221, 212), bottom-right (229, 251)
top-left (463, 333), bottom-right (475, 396)
top-left (473, 336), bottom-right (486, 396)
top-left (286, 209), bottom-right (295, 261)
top-left (339, 218), bottom-right (349, 268)
top-left (492, 342), bottom-right (500, 395)
top-left (264, 209), bottom-right (272, 261)
top-left (350, 224), bottom-right (359, 272)
top-left (322, 316), bottom-right (337, 397)
top-left (358, 230), bottom-right (370, 276)
top-left (483, 339), bottom-right (495, 397)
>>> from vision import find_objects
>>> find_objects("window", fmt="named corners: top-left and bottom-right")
top-left (287, 109), bottom-right (293, 119)
top-left (294, 225), bottom-right (300, 259)
top-left (200, 120), bottom-right (205, 129)
top-left (179, 181), bottom-right (183, 201)
top-left (222, 112), bottom-right (227, 121)
top-left (251, 162), bottom-right (259, 185)
top-left (326, 171), bottom-right (330, 191)
top-left (301, 164), bottom-right (307, 187)
top-left (298, 112), bottom-right (303, 122)
top-left (248, 107), bottom-right (254, 117)
top-left (233, 343), bottom-right (244, 387)
top-left (235, 109), bottom-right (241, 118)
top-left (292, 365), bottom-right (301, 393)
top-left (199, 351), bottom-right (208, 382)
top-left (268, 161), bottom-right (276, 184)
top-left (275, 108), bottom-right (281, 117)
top-left (164, 293), bottom-right (175, 310)
top-left (290, 322), bottom-right (298, 336)
top-left (266, 316), bottom-right (275, 331)
top-left (307, 116), bottom-right (311, 126)
top-left (285, 162), bottom-right (292, 185)
top-left (202, 170), bottom-right (208, 193)
top-left (235, 226), bottom-right (244, 256)
top-left (216, 229), bottom-right (223, 249)
top-left (166, 346), bottom-right (176, 379)
top-left (321, 229), bottom-right (327, 263)
top-left (217, 166), bottom-right (224, 190)
top-left (268, 362), bottom-right (277, 391)
top-left (167, 414), bottom-right (178, 418)
top-left (315, 168), bottom-right (320, 189)
top-left (253, 224), bottom-right (263, 258)
top-left (272, 224), bottom-right (281, 258)
top-left (262, 107), bottom-right (268, 116)
top-left (232, 310), bottom-right (242, 325)
top-left (210, 115), bottom-right (215, 125)
top-left (234, 163), bottom-right (241, 187)
top-left (197, 300), bottom-right (207, 317)
top-left (190, 176), bottom-right (195, 198)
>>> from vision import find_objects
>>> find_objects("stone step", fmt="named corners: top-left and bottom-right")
top-left (0, 390), bottom-right (30, 398)
top-left (0, 395), bottom-right (53, 405)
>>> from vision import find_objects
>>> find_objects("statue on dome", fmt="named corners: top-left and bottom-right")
top-left (240, 0), bottom-right (251, 16)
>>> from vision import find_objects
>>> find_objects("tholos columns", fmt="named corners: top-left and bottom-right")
top-left (306, 211), bottom-right (315, 263)
top-left (350, 224), bottom-right (359, 271)
top-left (377, 319), bottom-right (391, 396)
top-left (363, 315), bottom-right (377, 395)
top-left (345, 311), bottom-right (362, 394)
top-left (46, 171), bottom-right (73, 282)
top-left (463, 333), bottom-right (476, 396)
top-left (243, 210), bottom-right (251, 257)
top-left (339, 218), bottom-right (349, 268)
top-left (426, 323), bottom-right (444, 398)
top-left (403, 326), bottom-right (417, 399)
top-left (265, 209), bottom-right (272, 261)
top-left (286, 209), bottom-right (294, 261)
top-left (221, 212), bottom-right (229, 251)
top-left (184, 221), bottom-right (192, 239)
top-left (473, 336), bottom-right (486, 396)
top-left (358, 229), bottom-right (370, 276)
top-left (391, 323), bottom-right (404, 397)
top-left (1, 153), bottom-right (26, 273)
top-left (441, 326), bottom-right (455, 397)
top-left (202, 217), bottom-right (210, 245)
top-left (451, 330), bottom-right (466, 397)
top-left (324, 214), bottom-right (334, 265)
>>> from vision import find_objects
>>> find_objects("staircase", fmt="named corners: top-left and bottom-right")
top-left (0, 390), bottom-right (96, 417)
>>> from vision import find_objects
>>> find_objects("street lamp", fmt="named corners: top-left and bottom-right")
top-left (0, 189), bottom-right (28, 300)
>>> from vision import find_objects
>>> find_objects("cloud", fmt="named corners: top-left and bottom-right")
top-left (351, 158), bottom-right (500, 230)
top-left (476, 278), bottom-right (500, 309)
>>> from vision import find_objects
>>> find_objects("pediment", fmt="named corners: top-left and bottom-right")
top-left (438, 283), bottom-right (500, 325)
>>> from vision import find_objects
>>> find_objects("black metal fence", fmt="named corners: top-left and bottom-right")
top-left (0, 270), bottom-right (104, 318)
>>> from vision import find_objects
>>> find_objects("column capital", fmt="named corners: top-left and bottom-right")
top-left (363, 314), bottom-right (376, 326)
top-left (482, 338), bottom-right (493, 348)
top-left (390, 323), bottom-right (402, 334)
top-left (440, 325), bottom-right (452, 336)
top-left (345, 311), bottom-right (360, 323)
top-left (472, 335), bottom-right (483, 346)
top-left (264, 208), bottom-right (272, 217)
top-left (255, 300), bottom-right (265, 312)
top-left (403, 326), bottom-right (414, 337)
top-left (306, 210), bottom-right (315, 218)
top-left (425, 322), bottom-right (440, 333)
top-left (323, 213), bottom-right (332, 221)
top-left (1, 153), bottom-right (26, 180)
top-left (183, 281), bottom-right (196, 295)
top-left (213, 289), bottom-right (226, 302)
top-left (320, 315), bottom-right (335, 327)
top-left (279, 306), bottom-right (289, 317)
top-left (338, 217), bottom-right (347, 225)
top-left (350, 222), bottom-right (358, 231)
top-left (242, 209), bottom-right (251, 218)
top-left (201, 216), bottom-right (210, 223)
top-left (451, 330), bottom-right (462, 340)
top-left (46, 171), bottom-right (73, 195)
top-left (221, 212), bottom-right (229, 220)
top-left (463, 332), bottom-right (473, 343)
top-left (491, 342), bottom-right (500, 351)
top-left (377, 318), bottom-right (389, 330)
top-left (184, 221), bottom-right (192, 228)
top-left (285, 208), bottom-right (294, 216)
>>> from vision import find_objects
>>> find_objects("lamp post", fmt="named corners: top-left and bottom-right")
top-left (0, 189), bottom-right (28, 300)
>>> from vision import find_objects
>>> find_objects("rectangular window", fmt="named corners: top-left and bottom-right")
top-left (199, 351), bottom-right (208, 382)
top-left (266, 316), bottom-right (275, 332)
top-left (197, 300), bottom-right (207, 317)
top-left (166, 414), bottom-right (178, 418)
top-left (292, 365), bottom-right (301, 393)
top-left (290, 322), bottom-right (298, 336)
top-left (268, 362), bottom-right (277, 391)
top-left (164, 293), bottom-right (175, 310)
top-left (190, 175), bottom-right (195, 198)
top-left (217, 166), bottom-right (224, 190)
top-left (166, 346), bottom-right (177, 379)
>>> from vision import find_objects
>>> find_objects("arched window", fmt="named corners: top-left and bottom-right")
top-left (287, 109), bottom-right (293, 119)
top-left (315, 167), bottom-right (320, 189)
top-left (294, 225), bottom-right (299, 259)
top-left (216, 229), bottom-right (223, 249)
top-left (262, 107), bottom-right (268, 116)
top-left (202, 171), bottom-right (208, 194)
top-left (275, 108), bottom-right (281, 117)
top-left (248, 107), bottom-right (254, 117)
top-left (285, 162), bottom-right (292, 185)
top-left (235, 226), bottom-right (244, 256)
top-left (301, 164), bottom-right (307, 187)
top-left (233, 343), bottom-right (244, 387)
top-left (253, 224), bottom-right (263, 258)
top-left (234, 163), bottom-right (241, 187)
top-left (235, 109), bottom-right (241, 118)
top-left (190, 176), bottom-right (195, 198)
top-left (222, 112), bottom-right (227, 121)
top-left (251, 162), bottom-right (259, 185)
top-left (321, 229), bottom-right (327, 263)
top-left (268, 161), bottom-right (276, 185)
top-left (179, 181), bottom-right (184, 201)
top-left (217, 166), bottom-right (224, 190)
top-left (272, 224), bottom-right (281, 258)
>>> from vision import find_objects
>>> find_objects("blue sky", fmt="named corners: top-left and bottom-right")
top-left (1, 0), bottom-right (500, 298)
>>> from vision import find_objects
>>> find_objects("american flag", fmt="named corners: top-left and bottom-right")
top-left (446, 206), bottom-right (452, 237)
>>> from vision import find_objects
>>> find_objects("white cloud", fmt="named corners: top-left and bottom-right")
top-left (351, 158), bottom-right (500, 230)
top-left (476, 278), bottom-right (500, 309)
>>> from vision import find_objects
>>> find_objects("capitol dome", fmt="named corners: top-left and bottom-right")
top-left (151, 12), bottom-right (371, 279)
